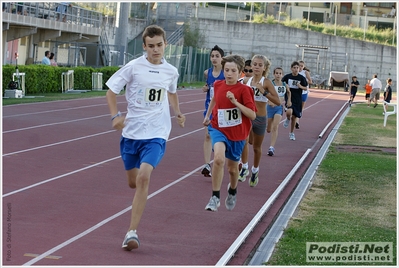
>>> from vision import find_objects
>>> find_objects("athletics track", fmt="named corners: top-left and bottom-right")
top-left (2, 88), bottom-right (350, 266)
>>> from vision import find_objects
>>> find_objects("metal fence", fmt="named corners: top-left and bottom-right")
top-left (2, 2), bottom-right (102, 27)
top-left (33, 40), bottom-right (212, 83)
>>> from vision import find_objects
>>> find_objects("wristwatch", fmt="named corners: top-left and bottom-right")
top-left (263, 90), bottom-right (269, 96)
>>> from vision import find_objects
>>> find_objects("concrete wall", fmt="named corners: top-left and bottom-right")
top-left (190, 18), bottom-right (397, 86)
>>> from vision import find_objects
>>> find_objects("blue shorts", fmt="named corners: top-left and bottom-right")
top-left (302, 90), bottom-right (309, 102)
top-left (207, 125), bottom-right (246, 162)
top-left (120, 137), bottom-right (166, 170)
top-left (267, 104), bottom-right (283, 119)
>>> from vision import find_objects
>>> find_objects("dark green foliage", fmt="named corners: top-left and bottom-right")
top-left (2, 65), bottom-right (120, 95)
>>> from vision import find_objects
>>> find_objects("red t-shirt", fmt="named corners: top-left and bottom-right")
top-left (211, 80), bottom-right (256, 141)
top-left (365, 84), bottom-right (372, 94)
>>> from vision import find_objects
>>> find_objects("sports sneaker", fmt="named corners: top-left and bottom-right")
top-left (225, 194), bottom-right (237, 210)
top-left (283, 118), bottom-right (290, 128)
top-left (249, 171), bottom-right (259, 187)
top-left (205, 195), bottom-right (220, 211)
top-left (295, 122), bottom-right (300, 129)
top-left (201, 163), bottom-right (212, 177)
top-left (289, 132), bottom-right (295, 140)
top-left (122, 230), bottom-right (140, 250)
top-left (238, 167), bottom-right (249, 182)
top-left (268, 147), bottom-right (275, 156)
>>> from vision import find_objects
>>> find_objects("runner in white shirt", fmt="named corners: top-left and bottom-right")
top-left (106, 25), bottom-right (185, 251)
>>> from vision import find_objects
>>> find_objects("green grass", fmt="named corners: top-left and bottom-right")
top-left (253, 16), bottom-right (396, 47)
top-left (178, 81), bottom-right (204, 88)
top-left (267, 103), bottom-right (397, 266)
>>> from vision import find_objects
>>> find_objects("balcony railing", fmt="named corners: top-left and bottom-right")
top-left (2, 2), bottom-right (102, 28)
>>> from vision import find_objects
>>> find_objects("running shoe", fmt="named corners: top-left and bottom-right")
top-left (249, 171), bottom-right (259, 187)
top-left (289, 132), bottom-right (296, 140)
top-left (283, 119), bottom-right (290, 128)
top-left (201, 163), bottom-right (212, 177)
top-left (205, 196), bottom-right (220, 211)
top-left (268, 147), bottom-right (275, 156)
top-left (295, 122), bottom-right (300, 129)
top-left (122, 230), bottom-right (140, 250)
top-left (238, 167), bottom-right (249, 182)
top-left (225, 194), bottom-right (237, 210)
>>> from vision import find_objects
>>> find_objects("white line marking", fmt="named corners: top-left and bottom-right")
top-left (2, 128), bottom-right (203, 198)
top-left (3, 114), bottom-right (109, 133)
top-left (2, 157), bottom-right (120, 198)
top-left (3, 103), bottom-right (110, 118)
top-left (3, 130), bottom-right (116, 156)
top-left (22, 165), bottom-right (203, 266)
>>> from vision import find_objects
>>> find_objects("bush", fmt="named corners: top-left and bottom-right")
top-left (2, 65), bottom-right (120, 95)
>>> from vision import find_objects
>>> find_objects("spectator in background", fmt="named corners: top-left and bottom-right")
top-left (369, 74), bottom-right (382, 108)
top-left (56, 2), bottom-right (71, 22)
top-left (384, 78), bottom-right (393, 104)
top-left (41, 51), bottom-right (51, 65)
top-left (364, 79), bottom-right (372, 107)
top-left (388, 5), bottom-right (396, 17)
top-left (50, 52), bottom-right (57, 66)
top-left (16, 2), bottom-right (25, 15)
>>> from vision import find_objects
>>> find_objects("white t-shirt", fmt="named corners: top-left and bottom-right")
top-left (299, 69), bottom-right (310, 93)
top-left (370, 78), bottom-right (382, 89)
top-left (106, 55), bottom-right (179, 140)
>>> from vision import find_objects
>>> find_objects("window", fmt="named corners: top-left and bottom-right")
top-left (364, 2), bottom-right (395, 8)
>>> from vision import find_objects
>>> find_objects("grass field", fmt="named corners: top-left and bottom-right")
top-left (267, 103), bottom-right (397, 266)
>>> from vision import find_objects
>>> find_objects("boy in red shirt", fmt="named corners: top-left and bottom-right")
top-left (364, 80), bottom-right (372, 107)
top-left (203, 55), bottom-right (257, 211)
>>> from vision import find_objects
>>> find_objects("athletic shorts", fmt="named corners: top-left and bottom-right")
top-left (207, 125), bottom-right (246, 162)
top-left (302, 90), bottom-right (309, 102)
top-left (267, 104), bottom-right (283, 119)
top-left (287, 103), bottom-right (302, 118)
top-left (350, 88), bottom-right (358, 98)
top-left (120, 137), bottom-right (166, 170)
top-left (365, 93), bottom-right (370, 100)
top-left (370, 88), bottom-right (380, 101)
top-left (252, 115), bottom-right (267, 135)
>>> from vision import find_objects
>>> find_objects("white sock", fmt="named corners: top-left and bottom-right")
top-left (252, 166), bottom-right (259, 173)
top-left (242, 163), bottom-right (248, 169)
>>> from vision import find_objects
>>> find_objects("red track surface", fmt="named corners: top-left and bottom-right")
top-left (2, 88), bottom-right (350, 266)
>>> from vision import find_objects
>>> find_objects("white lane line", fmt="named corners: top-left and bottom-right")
top-left (3, 103), bottom-right (203, 134)
top-left (2, 128), bottom-right (203, 198)
top-left (2, 103), bottom-right (110, 118)
top-left (3, 114), bottom-right (109, 133)
top-left (3, 130), bottom-right (116, 156)
top-left (2, 98), bottom-right (202, 118)
top-left (3, 109), bottom-right (204, 155)
top-left (2, 156), bottom-right (121, 198)
top-left (22, 165), bottom-right (203, 266)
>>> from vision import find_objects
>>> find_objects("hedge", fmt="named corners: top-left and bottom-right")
top-left (2, 65), bottom-right (120, 95)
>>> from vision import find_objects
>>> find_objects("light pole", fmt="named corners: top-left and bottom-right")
top-left (334, 5), bottom-right (337, 35)
top-left (307, 2), bottom-right (310, 30)
top-left (363, 10), bottom-right (368, 40)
